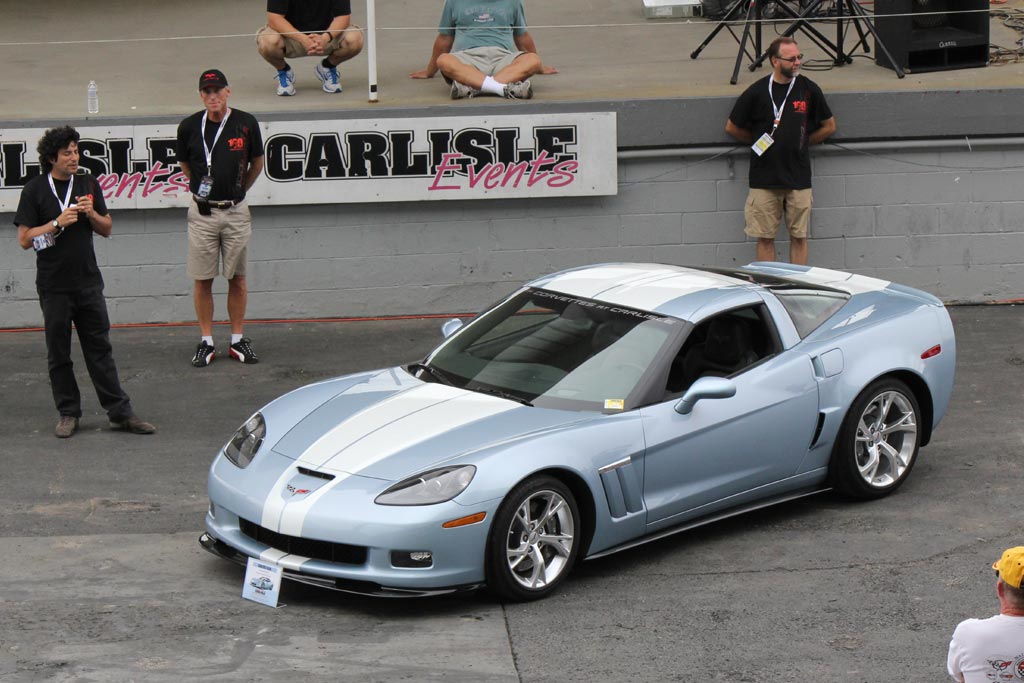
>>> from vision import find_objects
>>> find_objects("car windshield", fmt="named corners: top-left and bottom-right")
top-left (424, 288), bottom-right (680, 412)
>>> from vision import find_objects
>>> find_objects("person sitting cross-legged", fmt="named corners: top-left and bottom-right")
top-left (409, 0), bottom-right (556, 100)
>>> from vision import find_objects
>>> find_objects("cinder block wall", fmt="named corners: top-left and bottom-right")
top-left (3, 147), bottom-right (1023, 328)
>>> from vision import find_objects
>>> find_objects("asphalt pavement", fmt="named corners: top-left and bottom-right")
top-left (1, 304), bottom-right (1023, 682)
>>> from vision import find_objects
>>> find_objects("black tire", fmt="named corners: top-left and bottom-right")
top-left (485, 475), bottom-right (581, 602)
top-left (831, 378), bottom-right (922, 500)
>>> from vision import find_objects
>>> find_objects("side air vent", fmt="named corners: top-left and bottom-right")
top-left (809, 412), bottom-right (826, 448)
top-left (598, 457), bottom-right (643, 518)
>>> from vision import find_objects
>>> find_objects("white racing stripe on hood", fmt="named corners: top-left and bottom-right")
top-left (259, 461), bottom-right (354, 537)
top-left (277, 472), bottom-right (351, 537)
top-left (260, 466), bottom-right (300, 531)
top-left (296, 383), bottom-right (467, 470)
top-left (258, 383), bottom-right (516, 538)
top-left (315, 390), bottom-right (517, 475)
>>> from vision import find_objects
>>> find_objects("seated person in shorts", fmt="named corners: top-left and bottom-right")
top-left (409, 0), bottom-right (556, 100)
top-left (257, 0), bottom-right (364, 96)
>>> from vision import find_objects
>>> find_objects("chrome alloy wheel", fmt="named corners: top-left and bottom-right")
top-left (853, 390), bottom-right (918, 488)
top-left (505, 489), bottom-right (576, 590)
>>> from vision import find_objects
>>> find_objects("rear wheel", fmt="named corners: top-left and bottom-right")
top-left (832, 378), bottom-right (921, 499)
top-left (486, 475), bottom-right (580, 602)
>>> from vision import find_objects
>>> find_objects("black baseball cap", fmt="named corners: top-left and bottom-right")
top-left (199, 69), bottom-right (229, 90)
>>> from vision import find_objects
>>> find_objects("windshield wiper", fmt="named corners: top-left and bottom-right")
top-left (407, 361), bottom-right (454, 386)
top-left (469, 385), bottom-right (533, 407)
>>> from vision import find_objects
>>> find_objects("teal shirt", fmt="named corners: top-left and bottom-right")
top-left (439, 0), bottom-right (527, 53)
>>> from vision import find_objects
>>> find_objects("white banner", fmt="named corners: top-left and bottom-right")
top-left (0, 113), bottom-right (617, 212)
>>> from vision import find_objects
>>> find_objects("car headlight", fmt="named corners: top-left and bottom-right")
top-left (375, 465), bottom-right (476, 506)
top-left (224, 412), bottom-right (266, 468)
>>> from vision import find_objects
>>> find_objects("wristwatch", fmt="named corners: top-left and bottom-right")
top-left (51, 219), bottom-right (63, 236)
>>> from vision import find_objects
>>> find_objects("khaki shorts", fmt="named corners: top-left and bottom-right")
top-left (448, 46), bottom-right (526, 78)
top-left (187, 201), bottom-right (251, 281)
top-left (256, 24), bottom-right (360, 59)
top-left (744, 188), bottom-right (812, 239)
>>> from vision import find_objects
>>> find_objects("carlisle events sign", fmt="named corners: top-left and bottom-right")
top-left (0, 113), bottom-right (616, 211)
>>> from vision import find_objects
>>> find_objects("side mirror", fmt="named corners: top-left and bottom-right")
top-left (441, 318), bottom-right (464, 338)
top-left (674, 376), bottom-right (736, 415)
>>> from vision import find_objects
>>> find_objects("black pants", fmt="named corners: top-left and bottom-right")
top-left (38, 285), bottom-right (132, 420)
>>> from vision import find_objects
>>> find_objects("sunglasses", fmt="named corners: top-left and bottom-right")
top-left (776, 54), bottom-right (804, 63)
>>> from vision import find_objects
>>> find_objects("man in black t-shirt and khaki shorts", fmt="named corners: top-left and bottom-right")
top-left (176, 69), bottom-right (264, 367)
top-left (726, 37), bottom-right (836, 265)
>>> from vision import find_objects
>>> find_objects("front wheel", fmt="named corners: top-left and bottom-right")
top-left (832, 378), bottom-right (922, 500)
top-left (485, 475), bottom-right (580, 602)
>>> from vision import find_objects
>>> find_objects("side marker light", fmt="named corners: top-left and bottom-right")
top-left (921, 345), bottom-right (942, 359)
top-left (442, 512), bottom-right (486, 528)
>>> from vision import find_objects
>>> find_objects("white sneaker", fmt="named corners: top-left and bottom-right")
top-left (450, 81), bottom-right (479, 100)
top-left (314, 62), bottom-right (343, 93)
top-left (502, 80), bottom-right (533, 100)
top-left (275, 68), bottom-right (296, 96)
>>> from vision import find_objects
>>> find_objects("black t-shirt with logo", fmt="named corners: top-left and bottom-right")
top-left (175, 108), bottom-right (264, 202)
top-left (266, 0), bottom-right (352, 33)
top-left (729, 75), bottom-right (833, 190)
top-left (13, 173), bottom-right (107, 292)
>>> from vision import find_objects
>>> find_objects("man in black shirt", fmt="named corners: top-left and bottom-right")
top-left (14, 126), bottom-right (156, 438)
top-left (176, 69), bottom-right (265, 367)
top-left (726, 37), bottom-right (836, 265)
top-left (256, 0), bottom-right (363, 96)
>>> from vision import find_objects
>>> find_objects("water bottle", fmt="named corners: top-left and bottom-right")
top-left (87, 81), bottom-right (99, 115)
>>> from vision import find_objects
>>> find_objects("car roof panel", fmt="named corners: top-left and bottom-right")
top-left (531, 263), bottom-right (753, 319)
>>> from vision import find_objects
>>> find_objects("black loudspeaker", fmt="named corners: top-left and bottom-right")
top-left (874, 0), bottom-right (989, 73)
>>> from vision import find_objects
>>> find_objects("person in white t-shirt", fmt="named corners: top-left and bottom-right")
top-left (947, 546), bottom-right (1024, 682)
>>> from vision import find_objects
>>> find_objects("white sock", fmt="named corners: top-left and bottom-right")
top-left (480, 76), bottom-right (505, 96)
top-left (202, 335), bottom-right (214, 347)
top-left (231, 334), bottom-right (243, 345)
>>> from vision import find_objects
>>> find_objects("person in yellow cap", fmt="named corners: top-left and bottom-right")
top-left (947, 547), bottom-right (1024, 682)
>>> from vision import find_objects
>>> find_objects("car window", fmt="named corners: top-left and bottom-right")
top-left (664, 305), bottom-right (778, 397)
top-left (771, 289), bottom-right (849, 337)
top-left (426, 288), bottom-right (681, 412)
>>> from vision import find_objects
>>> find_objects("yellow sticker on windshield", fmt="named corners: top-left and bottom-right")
top-left (604, 399), bottom-right (625, 410)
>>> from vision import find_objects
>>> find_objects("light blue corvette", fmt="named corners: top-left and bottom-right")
top-left (200, 262), bottom-right (956, 601)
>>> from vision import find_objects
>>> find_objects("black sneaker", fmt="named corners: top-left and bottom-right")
top-left (229, 337), bottom-right (259, 364)
top-left (192, 341), bottom-right (215, 367)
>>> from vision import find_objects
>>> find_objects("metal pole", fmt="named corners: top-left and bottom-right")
top-left (367, 0), bottom-right (379, 102)
top-left (617, 137), bottom-right (1024, 160)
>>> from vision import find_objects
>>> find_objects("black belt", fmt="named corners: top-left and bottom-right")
top-left (194, 197), bottom-right (239, 210)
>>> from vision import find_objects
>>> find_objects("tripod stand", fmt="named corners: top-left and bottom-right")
top-left (690, 0), bottom-right (770, 85)
top-left (747, 0), bottom-right (905, 77)
top-left (691, 0), bottom-right (904, 83)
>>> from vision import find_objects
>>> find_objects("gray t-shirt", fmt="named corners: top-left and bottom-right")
top-left (439, 0), bottom-right (527, 53)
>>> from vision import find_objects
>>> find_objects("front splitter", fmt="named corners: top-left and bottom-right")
top-left (198, 533), bottom-right (482, 599)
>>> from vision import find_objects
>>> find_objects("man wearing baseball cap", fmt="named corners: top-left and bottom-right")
top-left (947, 546), bottom-right (1024, 682)
top-left (176, 69), bottom-right (264, 368)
